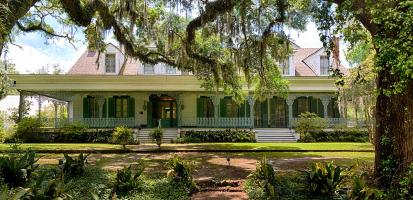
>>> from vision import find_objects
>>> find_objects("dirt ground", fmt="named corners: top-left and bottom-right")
top-left (38, 152), bottom-right (369, 199)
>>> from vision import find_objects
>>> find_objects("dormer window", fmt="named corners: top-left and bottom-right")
top-left (105, 54), bottom-right (116, 73)
top-left (144, 63), bottom-right (155, 74)
top-left (165, 64), bottom-right (177, 74)
top-left (320, 55), bottom-right (329, 75)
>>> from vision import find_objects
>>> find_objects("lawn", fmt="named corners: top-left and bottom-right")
top-left (0, 142), bottom-right (374, 152)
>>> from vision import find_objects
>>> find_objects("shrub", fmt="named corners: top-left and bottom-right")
top-left (247, 156), bottom-right (277, 199)
top-left (21, 174), bottom-right (67, 200)
top-left (299, 129), bottom-right (369, 142)
top-left (348, 173), bottom-right (380, 200)
top-left (150, 128), bottom-right (163, 147)
top-left (294, 112), bottom-right (327, 137)
top-left (112, 126), bottom-right (133, 149)
top-left (13, 117), bottom-right (43, 142)
top-left (0, 146), bottom-right (39, 187)
top-left (166, 156), bottom-right (197, 193)
top-left (182, 129), bottom-right (256, 143)
top-left (114, 161), bottom-right (145, 196)
top-left (60, 153), bottom-right (89, 178)
top-left (60, 121), bottom-right (88, 135)
top-left (305, 161), bottom-right (349, 196)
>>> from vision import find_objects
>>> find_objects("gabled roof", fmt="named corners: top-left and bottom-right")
top-left (67, 44), bottom-right (348, 76)
top-left (67, 43), bottom-right (140, 75)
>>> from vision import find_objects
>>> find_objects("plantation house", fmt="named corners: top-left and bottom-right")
top-left (10, 43), bottom-right (348, 142)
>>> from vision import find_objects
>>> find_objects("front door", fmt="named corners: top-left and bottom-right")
top-left (148, 95), bottom-right (177, 128)
top-left (270, 97), bottom-right (288, 128)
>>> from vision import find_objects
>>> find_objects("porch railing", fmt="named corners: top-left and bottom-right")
top-left (82, 118), bottom-right (136, 128)
top-left (180, 117), bottom-right (251, 128)
top-left (290, 118), bottom-right (366, 128)
top-left (40, 117), bottom-right (136, 128)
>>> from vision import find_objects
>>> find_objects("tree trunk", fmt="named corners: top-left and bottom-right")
top-left (375, 68), bottom-right (413, 187)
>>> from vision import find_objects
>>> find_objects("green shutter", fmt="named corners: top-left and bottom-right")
top-left (292, 99), bottom-right (298, 117)
top-left (108, 97), bottom-right (115, 118)
top-left (103, 99), bottom-right (107, 118)
top-left (83, 97), bottom-right (89, 118)
top-left (196, 97), bottom-right (205, 117)
top-left (239, 102), bottom-right (245, 118)
top-left (220, 98), bottom-right (227, 117)
top-left (261, 99), bottom-right (268, 127)
top-left (147, 101), bottom-right (152, 128)
top-left (318, 99), bottom-right (324, 117)
top-left (309, 97), bottom-right (318, 114)
top-left (246, 101), bottom-right (251, 117)
top-left (128, 97), bottom-right (135, 117)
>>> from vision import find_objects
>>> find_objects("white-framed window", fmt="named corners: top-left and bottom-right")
top-left (143, 63), bottom-right (155, 74)
top-left (105, 54), bottom-right (116, 73)
top-left (280, 58), bottom-right (290, 75)
top-left (165, 64), bottom-right (177, 74)
top-left (320, 55), bottom-right (329, 75)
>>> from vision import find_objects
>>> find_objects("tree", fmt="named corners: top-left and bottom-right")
top-left (0, 0), bottom-right (412, 187)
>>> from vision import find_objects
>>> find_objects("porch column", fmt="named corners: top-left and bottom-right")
top-left (18, 91), bottom-right (25, 122)
top-left (212, 95), bottom-right (220, 120)
top-left (177, 95), bottom-right (183, 127)
top-left (321, 96), bottom-right (330, 118)
top-left (247, 95), bottom-right (255, 128)
top-left (96, 96), bottom-right (106, 118)
top-left (53, 101), bottom-right (58, 128)
top-left (36, 95), bottom-right (44, 120)
top-left (286, 96), bottom-right (295, 128)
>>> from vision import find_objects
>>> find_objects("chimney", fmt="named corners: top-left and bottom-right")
top-left (332, 36), bottom-right (340, 67)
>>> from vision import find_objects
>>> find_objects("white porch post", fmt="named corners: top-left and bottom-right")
top-left (53, 101), bottom-right (58, 128)
top-left (247, 95), bottom-right (255, 128)
top-left (176, 95), bottom-right (183, 127)
top-left (212, 95), bottom-right (221, 127)
top-left (286, 96), bottom-right (295, 128)
top-left (18, 91), bottom-right (25, 122)
top-left (321, 96), bottom-right (331, 118)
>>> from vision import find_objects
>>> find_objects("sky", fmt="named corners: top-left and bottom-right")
top-left (4, 22), bottom-right (348, 74)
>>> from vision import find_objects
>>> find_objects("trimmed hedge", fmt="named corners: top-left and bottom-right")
top-left (6, 129), bottom-right (114, 143)
top-left (299, 129), bottom-right (369, 142)
top-left (180, 129), bottom-right (256, 143)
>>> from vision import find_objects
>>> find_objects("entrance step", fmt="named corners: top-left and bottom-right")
top-left (135, 128), bottom-right (178, 143)
top-left (254, 128), bottom-right (297, 142)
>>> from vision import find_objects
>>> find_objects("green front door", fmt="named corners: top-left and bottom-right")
top-left (148, 95), bottom-right (177, 128)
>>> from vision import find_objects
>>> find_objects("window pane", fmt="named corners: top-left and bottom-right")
top-left (144, 64), bottom-right (155, 74)
top-left (105, 54), bottom-right (116, 73)
top-left (122, 98), bottom-right (128, 117)
top-left (320, 56), bottom-right (329, 75)
top-left (116, 98), bottom-right (121, 118)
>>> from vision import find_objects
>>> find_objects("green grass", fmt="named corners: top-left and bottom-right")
top-left (0, 142), bottom-right (374, 151)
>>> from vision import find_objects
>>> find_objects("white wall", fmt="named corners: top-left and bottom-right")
top-left (303, 48), bottom-right (330, 76)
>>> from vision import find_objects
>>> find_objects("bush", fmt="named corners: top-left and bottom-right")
top-left (182, 129), bottom-right (256, 143)
top-left (13, 117), bottom-right (43, 142)
top-left (294, 112), bottom-right (327, 137)
top-left (112, 126), bottom-right (133, 149)
top-left (166, 156), bottom-right (197, 193)
top-left (150, 128), bottom-right (163, 147)
top-left (299, 129), bottom-right (369, 142)
top-left (60, 153), bottom-right (89, 178)
top-left (246, 156), bottom-right (277, 199)
top-left (347, 173), bottom-right (380, 200)
top-left (113, 161), bottom-right (145, 196)
top-left (59, 121), bottom-right (88, 135)
top-left (5, 129), bottom-right (114, 143)
top-left (0, 146), bottom-right (39, 187)
top-left (304, 161), bottom-right (349, 196)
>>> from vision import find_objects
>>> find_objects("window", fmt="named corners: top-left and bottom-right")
top-left (320, 55), bottom-right (329, 75)
top-left (197, 96), bottom-right (214, 118)
top-left (144, 63), bottom-right (155, 74)
top-left (165, 64), bottom-right (177, 74)
top-left (280, 58), bottom-right (290, 75)
top-left (114, 96), bottom-right (128, 118)
top-left (297, 97), bottom-right (309, 116)
top-left (84, 96), bottom-right (100, 118)
top-left (105, 54), bottom-right (116, 73)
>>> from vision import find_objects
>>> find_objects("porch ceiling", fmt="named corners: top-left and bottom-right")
top-left (9, 74), bottom-right (338, 93)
